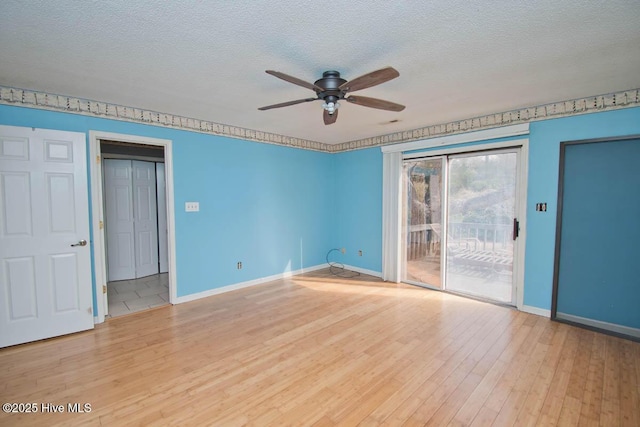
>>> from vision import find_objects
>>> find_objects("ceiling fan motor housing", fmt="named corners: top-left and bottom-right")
top-left (315, 71), bottom-right (347, 104)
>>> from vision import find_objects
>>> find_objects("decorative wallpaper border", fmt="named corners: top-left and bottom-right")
top-left (0, 86), bottom-right (329, 152)
top-left (1, 85), bottom-right (638, 153)
top-left (329, 88), bottom-right (640, 152)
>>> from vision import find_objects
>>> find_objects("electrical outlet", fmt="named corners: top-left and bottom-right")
top-left (535, 202), bottom-right (547, 212)
top-left (237, 261), bottom-right (242, 269)
top-left (358, 250), bottom-right (363, 256)
top-left (340, 248), bottom-right (346, 254)
top-left (185, 202), bottom-right (199, 212)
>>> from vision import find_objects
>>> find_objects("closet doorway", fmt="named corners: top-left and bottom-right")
top-left (101, 142), bottom-right (169, 317)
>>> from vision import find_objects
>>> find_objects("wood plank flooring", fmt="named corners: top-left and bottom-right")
top-left (1, 269), bottom-right (638, 426)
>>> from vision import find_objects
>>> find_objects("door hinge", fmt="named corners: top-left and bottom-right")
top-left (96, 155), bottom-right (100, 164)
top-left (102, 285), bottom-right (107, 294)
top-left (99, 220), bottom-right (103, 230)
top-left (513, 218), bottom-right (520, 240)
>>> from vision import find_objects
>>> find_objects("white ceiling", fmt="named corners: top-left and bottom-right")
top-left (1, 1), bottom-right (639, 146)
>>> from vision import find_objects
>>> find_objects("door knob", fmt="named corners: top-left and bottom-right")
top-left (71, 239), bottom-right (87, 247)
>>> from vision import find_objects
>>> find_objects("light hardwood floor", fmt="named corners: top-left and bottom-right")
top-left (1, 269), bottom-right (638, 426)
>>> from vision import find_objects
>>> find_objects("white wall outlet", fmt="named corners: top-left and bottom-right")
top-left (185, 202), bottom-right (199, 212)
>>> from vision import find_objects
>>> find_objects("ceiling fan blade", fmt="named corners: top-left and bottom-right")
top-left (339, 66), bottom-right (400, 92)
top-left (265, 70), bottom-right (324, 92)
top-left (258, 98), bottom-right (317, 111)
top-left (346, 95), bottom-right (405, 112)
top-left (323, 109), bottom-right (338, 125)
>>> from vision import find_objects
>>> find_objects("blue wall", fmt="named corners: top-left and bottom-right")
top-left (0, 105), bottom-right (334, 304)
top-left (2, 103), bottom-right (639, 313)
top-left (333, 107), bottom-right (640, 311)
top-left (172, 134), bottom-right (334, 296)
top-left (525, 107), bottom-right (640, 309)
top-left (333, 147), bottom-right (383, 272)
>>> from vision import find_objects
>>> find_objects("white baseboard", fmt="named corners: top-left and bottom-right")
top-left (341, 264), bottom-right (382, 278)
top-left (520, 305), bottom-right (551, 318)
top-left (174, 264), bottom-right (326, 304)
top-left (556, 312), bottom-right (640, 338)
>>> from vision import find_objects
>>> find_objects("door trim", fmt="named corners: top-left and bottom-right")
top-left (401, 138), bottom-right (528, 310)
top-left (382, 123), bottom-right (530, 154)
top-left (89, 131), bottom-right (177, 323)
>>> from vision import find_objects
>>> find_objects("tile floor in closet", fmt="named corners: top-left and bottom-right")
top-left (107, 273), bottom-right (169, 317)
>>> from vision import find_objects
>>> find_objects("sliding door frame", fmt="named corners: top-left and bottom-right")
top-left (403, 138), bottom-right (529, 309)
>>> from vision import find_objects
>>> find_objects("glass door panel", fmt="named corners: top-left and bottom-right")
top-left (402, 158), bottom-right (443, 288)
top-left (445, 152), bottom-right (517, 303)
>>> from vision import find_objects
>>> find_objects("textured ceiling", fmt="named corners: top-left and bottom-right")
top-left (1, 0), bottom-right (639, 145)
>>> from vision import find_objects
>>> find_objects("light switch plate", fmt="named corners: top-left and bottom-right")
top-left (185, 202), bottom-right (199, 212)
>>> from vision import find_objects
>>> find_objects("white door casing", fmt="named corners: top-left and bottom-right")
top-left (104, 159), bottom-right (136, 281)
top-left (156, 163), bottom-right (169, 274)
top-left (0, 125), bottom-right (93, 348)
top-left (132, 160), bottom-right (159, 278)
top-left (89, 131), bottom-right (176, 323)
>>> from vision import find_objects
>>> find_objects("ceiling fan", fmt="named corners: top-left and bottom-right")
top-left (258, 66), bottom-right (405, 125)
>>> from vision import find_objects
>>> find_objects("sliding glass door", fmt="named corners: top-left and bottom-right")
top-left (402, 158), bottom-right (444, 288)
top-left (403, 149), bottom-right (520, 305)
top-left (446, 151), bottom-right (517, 303)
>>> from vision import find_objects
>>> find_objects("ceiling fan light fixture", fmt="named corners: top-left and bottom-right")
top-left (259, 67), bottom-right (404, 124)
top-left (322, 101), bottom-right (340, 115)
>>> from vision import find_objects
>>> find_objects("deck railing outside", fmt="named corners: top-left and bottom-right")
top-left (406, 222), bottom-right (512, 261)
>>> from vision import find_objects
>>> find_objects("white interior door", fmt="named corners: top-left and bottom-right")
top-left (132, 160), bottom-right (158, 278)
top-left (156, 162), bottom-right (168, 274)
top-left (104, 159), bottom-right (135, 281)
top-left (0, 125), bottom-right (93, 348)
